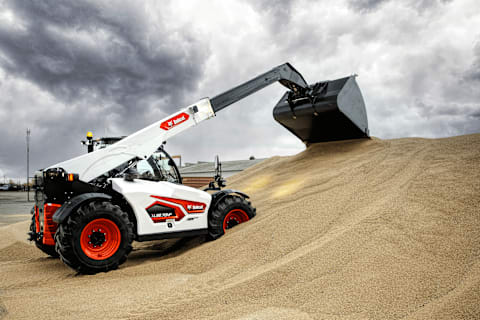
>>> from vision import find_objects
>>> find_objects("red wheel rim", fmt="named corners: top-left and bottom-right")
top-left (80, 218), bottom-right (121, 260)
top-left (223, 209), bottom-right (250, 232)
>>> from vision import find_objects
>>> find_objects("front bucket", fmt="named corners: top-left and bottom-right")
top-left (273, 76), bottom-right (369, 144)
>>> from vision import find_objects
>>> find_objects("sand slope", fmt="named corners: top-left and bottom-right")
top-left (0, 134), bottom-right (479, 319)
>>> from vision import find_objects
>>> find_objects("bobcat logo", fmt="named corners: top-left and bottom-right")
top-left (187, 204), bottom-right (204, 211)
top-left (160, 113), bottom-right (190, 130)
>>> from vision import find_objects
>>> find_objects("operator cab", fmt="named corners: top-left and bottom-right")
top-left (135, 147), bottom-right (182, 184)
top-left (83, 134), bottom-right (182, 186)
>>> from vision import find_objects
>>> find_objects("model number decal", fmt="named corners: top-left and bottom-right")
top-left (160, 113), bottom-right (190, 130)
top-left (151, 212), bottom-right (175, 218)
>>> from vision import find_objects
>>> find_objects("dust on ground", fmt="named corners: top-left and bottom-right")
top-left (0, 134), bottom-right (479, 319)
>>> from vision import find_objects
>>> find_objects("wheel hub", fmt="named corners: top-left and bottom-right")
top-left (89, 229), bottom-right (106, 247)
top-left (226, 217), bottom-right (240, 229)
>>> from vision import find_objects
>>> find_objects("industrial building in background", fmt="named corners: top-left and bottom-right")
top-left (180, 158), bottom-right (264, 188)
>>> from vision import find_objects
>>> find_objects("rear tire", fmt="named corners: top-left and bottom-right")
top-left (29, 212), bottom-right (59, 258)
top-left (55, 201), bottom-right (133, 274)
top-left (208, 195), bottom-right (256, 240)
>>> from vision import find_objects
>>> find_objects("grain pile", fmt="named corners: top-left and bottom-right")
top-left (0, 134), bottom-right (479, 319)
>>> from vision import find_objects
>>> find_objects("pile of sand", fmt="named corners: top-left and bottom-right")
top-left (0, 134), bottom-right (479, 319)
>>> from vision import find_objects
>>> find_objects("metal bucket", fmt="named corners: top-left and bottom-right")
top-left (273, 76), bottom-right (369, 144)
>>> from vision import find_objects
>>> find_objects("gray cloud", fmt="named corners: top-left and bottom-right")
top-left (415, 100), bottom-right (480, 119)
top-left (247, 0), bottom-right (295, 30)
top-left (0, 0), bottom-right (208, 110)
top-left (348, 0), bottom-right (389, 12)
top-left (348, 0), bottom-right (453, 13)
top-left (464, 40), bottom-right (480, 83)
top-left (407, 38), bottom-right (480, 135)
top-left (405, 37), bottom-right (480, 132)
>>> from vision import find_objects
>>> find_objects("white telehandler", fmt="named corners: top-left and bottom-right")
top-left (29, 63), bottom-right (368, 273)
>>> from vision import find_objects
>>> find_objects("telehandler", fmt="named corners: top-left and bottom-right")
top-left (29, 63), bottom-right (368, 273)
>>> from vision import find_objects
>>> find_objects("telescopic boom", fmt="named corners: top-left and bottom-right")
top-left (210, 63), bottom-right (308, 112)
top-left (48, 62), bottom-right (369, 182)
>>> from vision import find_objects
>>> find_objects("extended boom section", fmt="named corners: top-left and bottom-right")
top-left (210, 63), bottom-right (308, 112)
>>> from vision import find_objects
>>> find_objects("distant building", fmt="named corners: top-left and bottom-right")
top-left (180, 158), bottom-right (264, 188)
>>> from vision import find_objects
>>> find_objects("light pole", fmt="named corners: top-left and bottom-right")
top-left (26, 128), bottom-right (30, 201)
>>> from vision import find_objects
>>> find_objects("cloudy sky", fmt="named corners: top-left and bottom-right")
top-left (0, 0), bottom-right (479, 180)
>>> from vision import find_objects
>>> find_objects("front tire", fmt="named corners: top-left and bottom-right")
top-left (208, 195), bottom-right (256, 240)
top-left (55, 201), bottom-right (133, 274)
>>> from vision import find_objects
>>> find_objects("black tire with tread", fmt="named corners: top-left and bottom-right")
top-left (208, 195), bottom-right (256, 240)
top-left (55, 200), bottom-right (134, 274)
top-left (29, 212), bottom-right (59, 258)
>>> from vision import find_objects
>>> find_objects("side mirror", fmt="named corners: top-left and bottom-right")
top-left (203, 155), bottom-right (226, 191)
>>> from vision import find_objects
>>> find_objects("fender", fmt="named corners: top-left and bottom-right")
top-left (209, 189), bottom-right (250, 213)
top-left (52, 193), bottom-right (112, 224)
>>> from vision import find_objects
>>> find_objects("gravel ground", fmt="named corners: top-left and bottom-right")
top-left (0, 134), bottom-right (479, 320)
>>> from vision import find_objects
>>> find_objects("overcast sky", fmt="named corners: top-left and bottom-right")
top-left (0, 0), bottom-right (479, 180)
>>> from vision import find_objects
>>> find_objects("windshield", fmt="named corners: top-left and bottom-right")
top-left (148, 149), bottom-right (181, 183)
